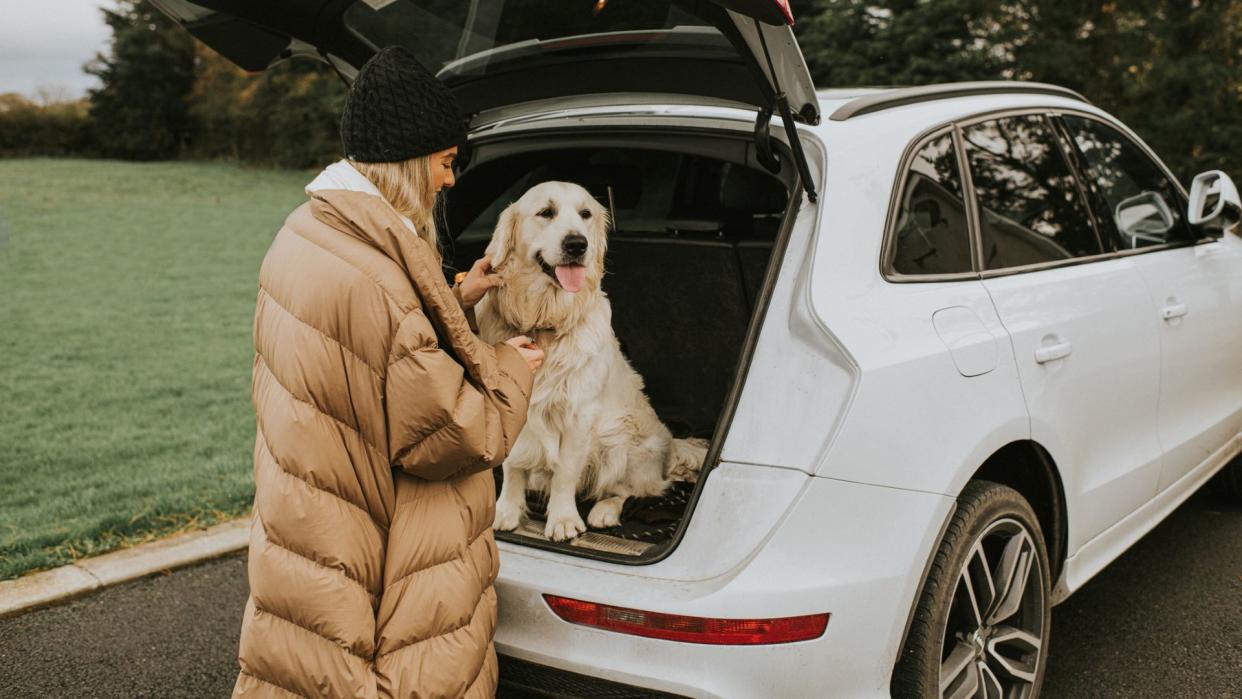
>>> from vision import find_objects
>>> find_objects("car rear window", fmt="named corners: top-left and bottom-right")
top-left (343, 0), bottom-right (721, 76)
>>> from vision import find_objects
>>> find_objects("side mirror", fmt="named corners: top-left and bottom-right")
top-left (1187, 170), bottom-right (1241, 235)
top-left (1115, 191), bottom-right (1175, 248)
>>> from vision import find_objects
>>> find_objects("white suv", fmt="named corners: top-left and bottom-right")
top-left (156, 1), bottom-right (1242, 696)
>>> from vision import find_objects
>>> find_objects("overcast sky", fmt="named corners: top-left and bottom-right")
top-left (0, 0), bottom-right (113, 99)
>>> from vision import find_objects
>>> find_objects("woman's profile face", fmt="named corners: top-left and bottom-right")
top-left (433, 146), bottom-right (458, 192)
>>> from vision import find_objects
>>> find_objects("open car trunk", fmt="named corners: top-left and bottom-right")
top-left (148, 0), bottom-right (817, 563)
top-left (150, 0), bottom-right (821, 198)
top-left (446, 126), bottom-right (801, 562)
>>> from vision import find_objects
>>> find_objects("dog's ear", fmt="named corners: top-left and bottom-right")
top-left (487, 201), bottom-right (520, 269)
top-left (591, 197), bottom-right (610, 271)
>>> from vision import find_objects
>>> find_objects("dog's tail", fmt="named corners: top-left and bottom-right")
top-left (665, 437), bottom-right (709, 483)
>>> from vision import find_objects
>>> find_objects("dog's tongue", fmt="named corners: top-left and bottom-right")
top-left (554, 264), bottom-right (587, 293)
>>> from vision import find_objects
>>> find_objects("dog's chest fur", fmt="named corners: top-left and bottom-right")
top-left (477, 284), bottom-right (617, 432)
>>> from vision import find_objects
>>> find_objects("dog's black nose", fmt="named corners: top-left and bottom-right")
top-left (562, 233), bottom-right (588, 258)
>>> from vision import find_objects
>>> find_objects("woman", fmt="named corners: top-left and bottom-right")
top-left (233, 47), bottom-right (542, 698)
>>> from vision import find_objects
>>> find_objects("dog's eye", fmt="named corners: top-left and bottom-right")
top-left (537, 207), bottom-right (555, 219)
top-left (579, 209), bottom-right (592, 220)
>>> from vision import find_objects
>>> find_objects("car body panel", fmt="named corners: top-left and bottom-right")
top-left (496, 473), bottom-right (953, 698)
top-left (740, 94), bottom-right (1073, 495)
top-left (716, 126), bottom-right (861, 475)
top-left (1131, 240), bottom-right (1242, 491)
top-left (1056, 431), bottom-right (1242, 601)
top-left (982, 258), bottom-right (1165, 551)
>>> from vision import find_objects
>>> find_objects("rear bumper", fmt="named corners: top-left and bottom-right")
top-left (494, 469), bottom-right (954, 698)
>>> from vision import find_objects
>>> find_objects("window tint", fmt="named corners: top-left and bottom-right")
top-left (344, 1), bottom-right (716, 74)
top-left (1062, 115), bottom-right (1192, 250)
top-left (891, 133), bottom-right (973, 275)
top-left (963, 115), bottom-right (1102, 270)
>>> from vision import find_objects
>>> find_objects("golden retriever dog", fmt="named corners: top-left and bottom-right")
top-left (476, 181), bottom-right (707, 541)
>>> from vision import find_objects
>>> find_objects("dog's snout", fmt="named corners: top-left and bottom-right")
top-left (562, 233), bottom-right (588, 258)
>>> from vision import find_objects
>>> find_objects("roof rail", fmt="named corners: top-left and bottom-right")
top-left (828, 81), bottom-right (1090, 122)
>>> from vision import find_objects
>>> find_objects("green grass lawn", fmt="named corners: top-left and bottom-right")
top-left (0, 158), bottom-right (313, 580)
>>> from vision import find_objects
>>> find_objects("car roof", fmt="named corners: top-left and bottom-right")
top-left (815, 82), bottom-right (1089, 122)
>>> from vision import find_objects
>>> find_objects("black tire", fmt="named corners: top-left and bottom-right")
top-left (1208, 452), bottom-right (1242, 501)
top-left (892, 481), bottom-right (1052, 699)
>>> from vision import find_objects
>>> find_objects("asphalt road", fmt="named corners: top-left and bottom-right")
top-left (1, 490), bottom-right (1238, 698)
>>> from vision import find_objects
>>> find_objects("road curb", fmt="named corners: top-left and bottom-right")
top-left (0, 517), bottom-right (250, 620)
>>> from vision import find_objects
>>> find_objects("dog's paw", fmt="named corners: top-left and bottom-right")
top-left (544, 511), bottom-right (587, 541)
top-left (587, 498), bottom-right (624, 528)
top-left (493, 500), bottom-right (524, 532)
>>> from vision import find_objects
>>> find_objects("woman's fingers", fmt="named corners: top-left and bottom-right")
top-left (503, 336), bottom-right (543, 372)
top-left (519, 344), bottom-right (544, 372)
top-left (463, 257), bottom-right (501, 295)
top-left (470, 256), bottom-right (493, 278)
top-left (456, 259), bottom-right (503, 309)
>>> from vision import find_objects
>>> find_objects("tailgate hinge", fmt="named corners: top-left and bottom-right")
top-left (753, 106), bottom-right (781, 174)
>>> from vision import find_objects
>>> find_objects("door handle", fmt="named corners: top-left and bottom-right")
top-left (1161, 302), bottom-right (1188, 320)
top-left (1034, 340), bottom-right (1073, 364)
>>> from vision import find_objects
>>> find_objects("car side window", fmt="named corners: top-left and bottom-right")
top-left (891, 132), bottom-right (973, 275)
top-left (1061, 115), bottom-right (1194, 250)
top-left (963, 115), bottom-right (1103, 270)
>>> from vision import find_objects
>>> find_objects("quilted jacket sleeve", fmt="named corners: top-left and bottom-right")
top-left (384, 307), bottom-right (532, 480)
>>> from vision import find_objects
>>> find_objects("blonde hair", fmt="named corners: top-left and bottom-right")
top-left (350, 155), bottom-right (445, 261)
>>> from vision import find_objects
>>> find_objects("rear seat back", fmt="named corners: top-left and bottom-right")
top-left (450, 157), bottom-right (789, 439)
top-left (603, 236), bottom-right (748, 438)
top-left (451, 233), bottom-right (749, 438)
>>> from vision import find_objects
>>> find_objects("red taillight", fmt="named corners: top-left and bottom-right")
top-left (543, 595), bottom-right (828, 645)
top-left (773, 0), bottom-right (795, 25)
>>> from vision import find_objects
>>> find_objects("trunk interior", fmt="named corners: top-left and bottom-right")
top-left (445, 128), bottom-right (797, 562)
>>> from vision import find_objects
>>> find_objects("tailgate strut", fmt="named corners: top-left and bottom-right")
top-left (753, 19), bottom-right (818, 204)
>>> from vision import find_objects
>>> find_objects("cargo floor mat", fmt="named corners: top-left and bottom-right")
top-left (494, 473), bottom-right (696, 555)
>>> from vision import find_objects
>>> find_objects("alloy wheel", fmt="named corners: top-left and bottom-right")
top-left (939, 518), bottom-right (1045, 699)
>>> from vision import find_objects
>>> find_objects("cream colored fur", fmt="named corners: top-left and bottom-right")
top-left (477, 181), bottom-right (706, 541)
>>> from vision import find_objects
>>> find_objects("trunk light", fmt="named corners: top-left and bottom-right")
top-left (543, 595), bottom-right (828, 645)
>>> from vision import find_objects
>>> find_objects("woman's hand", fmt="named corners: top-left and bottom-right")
top-left (504, 335), bottom-right (544, 374)
top-left (456, 255), bottom-right (500, 310)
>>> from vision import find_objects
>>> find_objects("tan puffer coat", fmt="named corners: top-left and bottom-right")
top-left (232, 181), bottom-right (532, 698)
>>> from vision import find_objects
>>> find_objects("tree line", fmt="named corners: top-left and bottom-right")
top-left (791, 0), bottom-right (1240, 181)
top-left (0, 0), bottom-right (345, 168)
top-left (0, 0), bottom-right (1237, 180)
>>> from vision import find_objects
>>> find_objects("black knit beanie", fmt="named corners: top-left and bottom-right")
top-left (340, 47), bottom-right (467, 163)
